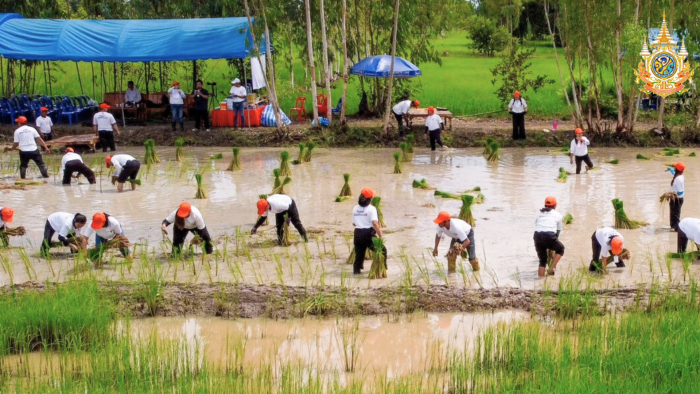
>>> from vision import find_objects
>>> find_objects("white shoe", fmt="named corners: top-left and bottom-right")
top-left (192, 128), bottom-right (198, 132)
top-left (205, 129), bottom-right (210, 132)
top-left (440, 145), bottom-right (449, 150)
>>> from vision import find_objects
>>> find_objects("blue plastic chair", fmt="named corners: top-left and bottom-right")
top-left (0, 98), bottom-right (16, 125)
top-left (59, 97), bottom-right (80, 125)
top-left (331, 98), bottom-right (343, 115)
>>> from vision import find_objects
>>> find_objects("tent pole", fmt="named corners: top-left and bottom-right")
top-left (119, 63), bottom-right (126, 128)
top-left (43, 60), bottom-right (47, 96)
top-left (101, 62), bottom-right (107, 102)
top-left (47, 61), bottom-right (53, 96)
top-left (0, 56), bottom-right (4, 97)
top-left (91, 62), bottom-right (96, 99)
top-left (192, 60), bottom-right (197, 91)
top-left (76, 62), bottom-right (84, 95)
top-left (159, 62), bottom-right (163, 92)
top-left (145, 62), bottom-right (150, 95)
top-left (32, 62), bottom-right (37, 96)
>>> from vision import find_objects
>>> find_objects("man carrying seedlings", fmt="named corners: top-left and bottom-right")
top-left (252, 194), bottom-right (308, 245)
top-left (569, 128), bottom-right (594, 174)
top-left (433, 211), bottom-right (480, 271)
top-left (61, 148), bottom-right (96, 185)
top-left (161, 202), bottom-right (214, 255)
top-left (589, 227), bottom-right (626, 272)
top-left (425, 106), bottom-right (448, 151)
top-left (105, 154), bottom-right (140, 193)
top-left (83, 213), bottom-right (130, 258)
top-left (391, 99), bottom-right (419, 136)
top-left (9, 116), bottom-right (50, 179)
top-left (41, 212), bottom-right (88, 257)
top-left (508, 91), bottom-right (528, 140)
top-left (93, 103), bottom-right (120, 152)
top-left (677, 218), bottom-right (700, 254)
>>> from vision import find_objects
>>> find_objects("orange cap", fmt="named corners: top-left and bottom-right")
top-left (257, 199), bottom-right (269, 216)
top-left (674, 162), bottom-right (686, 172)
top-left (611, 236), bottom-right (623, 255)
top-left (99, 103), bottom-right (110, 110)
top-left (40, 107), bottom-right (48, 111)
top-left (91, 213), bottom-right (107, 229)
top-left (15, 116), bottom-right (27, 124)
top-left (172, 81), bottom-right (179, 86)
top-left (1, 207), bottom-right (14, 223)
top-left (105, 156), bottom-right (112, 167)
top-left (360, 187), bottom-right (374, 199)
top-left (427, 106), bottom-right (435, 113)
top-left (514, 91), bottom-right (521, 98)
top-left (545, 196), bottom-right (557, 207)
top-left (177, 202), bottom-right (192, 218)
top-left (433, 211), bottom-right (452, 224)
top-left (575, 128), bottom-right (584, 134)
top-left (65, 147), bottom-right (74, 153)
top-left (413, 100), bottom-right (420, 107)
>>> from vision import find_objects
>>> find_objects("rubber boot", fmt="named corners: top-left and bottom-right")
top-left (39, 165), bottom-right (49, 178)
top-left (19, 167), bottom-right (27, 179)
top-left (171, 122), bottom-right (176, 132)
top-left (469, 258), bottom-right (480, 271)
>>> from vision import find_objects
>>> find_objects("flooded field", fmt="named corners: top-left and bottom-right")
top-left (0, 145), bottom-right (697, 289)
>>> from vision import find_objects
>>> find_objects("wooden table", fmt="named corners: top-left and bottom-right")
top-left (45, 135), bottom-right (100, 153)
top-left (406, 108), bottom-right (454, 130)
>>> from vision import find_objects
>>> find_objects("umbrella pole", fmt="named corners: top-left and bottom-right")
top-left (246, 58), bottom-right (250, 128)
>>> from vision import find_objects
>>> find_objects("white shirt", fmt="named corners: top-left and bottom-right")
top-left (534, 209), bottom-right (563, 233)
top-left (13, 125), bottom-right (40, 152)
top-left (93, 112), bottom-right (116, 131)
top-left (508, 98), bottom-right (528, 113)
top-left (436, 218), bottom-right (472, 242)
top-left (425, 114), bottom-right (443, 131)
top-left (0, 206), bottom-right (6, 228)
top-left (679, 218), bottom-right (700, 243)
top-left (595, 227), bottom-right (623, 259)
top-left (165, 205), bottom-right (206, 230)
top-left (61, 152), bottom-right (83, 170)
top-left (671, 174), bottom-right (685, 198)
top-left (36, 116), bottom-right (53, 134)
top-left (48, 212), bottom-right (82, 238)
top-left (392, 100), bottom-right (411, 115)
top-left (125, 88), bottom-right (141, 103)
top-left (570, 137), bottom-right (590, 157)
top-left (109, 154), bottom-right (136, 176)
top-left (353, 205), bottom-right (378, 229)
top-left (168, 87), bottom-right (186, 105)
top-left (83, 216), bottom-right (123, 240)
top-left (229, 85), bottom-right (247, 103)
top-left (261, 194), bottom-right (292, 217)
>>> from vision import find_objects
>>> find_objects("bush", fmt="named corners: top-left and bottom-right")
top-left (467, 16), bottom-right (510, 57)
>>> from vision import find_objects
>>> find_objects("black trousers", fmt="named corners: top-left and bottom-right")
top-left (353, 228), bottom-right (388, 274)
top-left (63, 160), bottom-right (96, 185)
top-left (678, 228), bottom-right (689, 253)
top-left (98, 130), bottom-right (115, 152)
top-left (589, 231), bottom-right (624, 271)
top-left (117, 160), bottom-right (141, 183)
top-left (512, 113), bottom-right (526, 140)
top-left (41, 132), bottom-right (52, 141)
top-left (192, 108), bottom-right (210, 130)
top-left (429, 129), bottom-right (443, 151)
top-left (670, 197), bottom-right (684, 231)
top-left (533, 231), bottom-right (565, 267)
top-left (40, 220), bottom-right (75, 255)
top-left (393, 111), bottom-right (404, 134)
top-left (274, 200), bottom-right (307, 243)
top-left (19, 149), bottom-right (48, 178)
top-left (575, 154), bottom-right (594, 174)
top-left (172, 226), bottom-right (213, 255)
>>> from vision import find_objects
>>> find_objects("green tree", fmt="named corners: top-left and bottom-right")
top-left (467, 15), bottom-right (510, 57)
top-left (490, 40), bottom-right (554, 104)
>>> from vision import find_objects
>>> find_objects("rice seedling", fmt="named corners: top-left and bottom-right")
top-left (175, 138), bottom-right (185, 161)
top-left (559, 146), bottom-right (570, 152)
top-left (659, 192), bottom-right (678, 204)
top-left (272, 168), bottom-right (281, 190)
top-left (482, 136), bottom-right (494, 155)
top-left (458, 194), bottom-right (476, 226)
top-left (226, 147), bottom-right (242, 171)
top-left (487, 141), bottom-right (500, 161)
top-left (279, 151), bottom-right (292, 177)
top-left (612, 198), bottom-right (646, 229)
top-left (406, 134), bottom-right (415, 153)
top-left (666, 251), bottom-right (700, 259)
top-left (466, 186), bottom-right (481, 192)
top-left (337, 173), bottom-right (352, 197)
top-left (399, 142), bottom-right (410, 162)
top-left (194, 173), bottom-right (208, 199)
top-left (412, 178), bottom-right (433, 189)
top-left (434, 190), bottom-right (461, 199)
top-left (636, 153), bottom-right (650, 160)
top-left (272, 176), bottom-right (292, 195)
top-left (335, 196), bottom-right (351, 202)
top-left (689, 152), bottom-right (696, 157)
top-left (474, 193), bottom-right (485, 203)
top-left (606, 159), bottom-right (619, 164)
top-left (211, 153), bottom-right (224, 160)
top-left (557, 167), bottom-right (568, 182)
top-left (303, 142), bottom-right (316, 162)
top-left (144, 139), bottom-right (160, 164)
top-left (662, 148), bottom-right (680, 156)
top-left (371, 196), bottom-right (386, 227)
top-left (293, 142), bottom-right (305, 165)
top-left (563, 213), bottom-right (573, 224)
top-left (368, 238), bottom-right (387, 279)
top-left (281, 214), bottom-right (291, 246)
top-left (393, 152), bottom-right (402, 174)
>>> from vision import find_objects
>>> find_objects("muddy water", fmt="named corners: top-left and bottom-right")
top-left (0, 146), bottom-right (697, 289)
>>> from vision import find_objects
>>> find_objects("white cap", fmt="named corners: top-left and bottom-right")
top-left (231, 78), bottom-right (240, 84)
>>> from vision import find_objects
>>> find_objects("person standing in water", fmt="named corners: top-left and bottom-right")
top-left (533, 196), bottom-right (565, 277)
top-left (161, 202), bottom-right (214, 255)
top-left (351, 188), bottom-right (385, 275)
top-left (677, 217), bottom-right (700, 253)
top-left (508, 91), bottom-right (528, 140)
top-left (667, 162), bottom-right (685, 232)
top-left (10, 116), bottom-right (50, 179)
top-left (589, 227), bottom-right (626, 272)
top-left (425, 106), bottom-right (448, 151)
top-left (569, 128), bottom-right (594, 174)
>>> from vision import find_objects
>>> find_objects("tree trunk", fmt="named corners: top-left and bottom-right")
top-left (304, 0), bottom-right (319, 124)
top-left (544, 0), bottom-right (577, 127)
top-left (614, 0), bottom-right (625, 131)
top-left (583, 5), bottom-right (601, 132)
top-left (320, 0), bottom-right (332, 123)
top-left (382, 0), bottom-right (400, 134)
top-left (289, 24), bottom-right (295, 88)
top-left (340, 0), bottom-right (349, 125)
top-left (626, 0), bottom-right (641, 132)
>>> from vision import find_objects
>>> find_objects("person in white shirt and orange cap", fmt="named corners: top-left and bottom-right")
top-left (533, 196), bottom-right (565, 277)
top-left (569, 128), bottom-right (594, 174)
top-left (433, 211), bottom-right (479, 271)
top-left (161, 202), bottom-right (213, 255)
top-left (93, 103), bottom-right (120, 152)
top-left (9, 116), bottom-right (50, 179)
top-left (425, 106), bottom-right (448, 151)
top-left (0, 207), bottom-right (17, 247)
top-left (35, 106), bottom-right (55, 143)
top-left (61, 148), bottom-right (96, 185)
top-left (83, 212), bottom-right (129, 257)
top-left (251, 194), bottom-right (307, 244)
top-left (508, 91), bottom-right (528, 140)
top-left (105, 154), bottom-right (140, 192)
top-left (667, 162), bottom-right (685, 231)
top-left (352, 187), bottom-right (385, 275)
top-left (589, 227), bottom-right (626, 272)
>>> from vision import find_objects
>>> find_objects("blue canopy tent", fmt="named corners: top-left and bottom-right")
top-left (350, 55), bottom-right (421, 78)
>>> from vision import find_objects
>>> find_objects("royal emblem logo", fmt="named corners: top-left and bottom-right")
top-left (635, 13), bottom-right (693, 98)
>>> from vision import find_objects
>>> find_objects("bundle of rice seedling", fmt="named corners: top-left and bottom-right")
top-left (399, 142), bottom-right (410, 162)
top-left (293, 143), bottom-right (306, 165)
top-left (371, 196), bottom-right (386, 227)
top-left (434, 190), bottom-right (461, 199)
top-left (345, 247), bottom-right (356, 264)
top-left (211, 153), bottom-right (224, 160)
top-left (303, 142), bottom-right (316, 163)
top-left (612, 198), bottom-right (646, 229)
top-left (126, 179), bottom-right (142, 186)
top-left (474, 193), bottom-right (485, 204)
top-left (175, 138), bottom-right (185, 161)
top-left (103, 235), bottom-right (130, 249)
top-left (446, 242), bottom-right (463, 273)
top-left (482, 137), bottom-right (494, 155)
top-left (563, 213), bottom-right (573, 224)
top-left (272, 168), bottom-right (281, 190)
top-left (458, 194), bottom-right (475, 226)
top-left (659, 192), bottom-right (678, 204)
top-left (281, 214), bottom-right (291, 246)
top-left (557, 167), bottom-right (568, 183)
top-left (412, 178), bottom-right (432, 189)
top-left (406, 134), bottom-right (415, 153)
top-left (605, 248), bottom-right (630, 264)
top-left (144, 139), bottom-right (161, 164)
top-left (560, 147), bottom-right (570, 152)
top-left (272, 176), bottom-right (291, 195)
top-left (279, 151), bottom-right (293, 177)
top-left (689, 152), bottom-right (697, 157)
top-left (487, 141), bottom-right (500, 161)
top-left (335, 196), bottom-right (351, 202)
top-left (195, 173), bottom-right (208, 199)
top-left (667, 251), bottom-right (700, 259)
top-left (467, 186), bottom-right (481, 192)
top-left (606, 159), bottom-right (619, 164)
top-left (339, 173), bottom-right (352, 196)
top-left (636, 154), bottom-right (650, 160)
top-left (368, 238), bottom-right (387, 279)
top-left (258, 194), bottom-right (268, 225)
top-left (0, 226), bottom-right (25, 236)
top-left (14, 180), bottom-right (46, 186)
top-left (227, 147), bottom-right (242, 171)
top-left (393, 152), bottom-right (402, 174)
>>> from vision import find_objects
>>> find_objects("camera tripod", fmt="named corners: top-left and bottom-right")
top-left (207, 82), bottom-right (219, 111)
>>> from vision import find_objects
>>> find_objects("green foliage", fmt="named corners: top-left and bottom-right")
top-left (487, 141), bottom-right (500, 161)
top-left (293, 143), bottom-right (305, 165)
top-left (272, 176), bottom-right (292, 195)
top-left (491, 41), bottom-right (555, 104)
top-left (467, 16), bottom-right (510, 57)
top-left (399, 142), bottom-right (410, 162)
top-left (557, 167), bottom-right (568, 183)
top-left (606, 159), bottom-right (619, 164)
top-left (303, 142), bottom-right (317, 163)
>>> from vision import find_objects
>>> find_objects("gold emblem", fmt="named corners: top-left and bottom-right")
top-left (635, 12), bottom-right (693, 98)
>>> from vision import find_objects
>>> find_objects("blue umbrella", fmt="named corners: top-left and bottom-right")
top-left (350, 55), bottom-right (422, 78)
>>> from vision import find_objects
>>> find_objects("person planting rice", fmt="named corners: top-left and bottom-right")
top-left (533, 196), bottom-right (565, 277)
top-left (351, 188), bottom-right (385, 275)
top-left (61, 148), bottom-right (95, 185)
top-left (589, 227), bottom-right (626, 272)
top-left (105, 154), bottom-right (141, 192)
top-left (40, 212), bottom-right (87, 256)
top-left (432, 211), bottom-right (479, 271)
top-left (425, 106), bottom-right (448, 151)
top-left (667, 162), bottom-right (685, 231)
top-left (677, 218), bottom-right (700, 254)
top-left (569, 128), bottom-right (594, 174)
top-left (252, 194), bottom-right (308, 245)
top-left (0, 207), bottom-right (22, 247)
top-left (508, 91), bottom-right (528, 140)
top-left (391, 99), bottom-right (419, 136)
top-left (9, 116), bottom-right (50, 179)
top-left (161, 202), bottom-right (213, 255)
top-left (82, 213), bottom-right (129, 258)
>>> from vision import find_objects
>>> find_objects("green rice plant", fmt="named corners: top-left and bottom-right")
top-left (434, 190), bottom-right (461, 199)
top-left (689, 152), bottom-right (696, 157)
top-left (279, 151), bottom-right (292, 177)
top-left (563, 213), bottom-right (573, 224)
top-left (281, 214), bottom-right (291, 246)
top-left (612, 198), bottom-right (646, 229)
top-left (293, 142), bottom-right (305, 165)
top-left (474, 193), bottom-right (485, 203)
top-left (557, 167), bottom-right (568, 183)
top-left (368, 238), bottom-right (387, 279)
top-left (482, 136), bottom-right (494, 155)
top-left (406, 134), bottom-right (415, 153)
top-left (194, 173), bottom-right (207, 199)
top-left (606, 159), bottom-right (619, 164)
top-left (227, 147), bottom-right (242, 171)
top-left (126, 179), bottom-right (142, 186)
top-left (467, 186), bottom-right (481, 192)
top-left (335, 196), bottom-right (351, 202)
top-left (636, 153), bottom-right (650, 160)
top-left (210, 153), bottom-right (223, 160)
top-left (412, 178), bottom-right (432, 189)
top-left (660, 192), bottom-right (678, 204)
top-left (144, 139), bottom-right (160, 164)
top-left (175, 138), bottom-right (185, 161)
top-left (393, 152), bottom-right (402, 173)
top-left (487, 141), bottom-right (500, 161)
top-left (371, 196), bottom-right (386, 227)
top-left (459, 194), bottom-right (476, 226)
top-left (339, 173), bottom-right (352, 196)
top-left (272, 168), bottom-right (281, 190)
top-left (559, 146), bottom-right (570, 152)
top-left (272, 176), bottom-right (291, 195)
top-left (303, 142), bottom-right (316, 162)
top-left (399, 142), bottom-right (410, 162)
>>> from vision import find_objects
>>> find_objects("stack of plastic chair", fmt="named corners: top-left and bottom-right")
top-left (59, 96), bottom-right (80, 125)
top-left (0, 98), bottom-right (16, 124)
